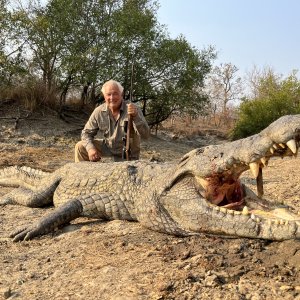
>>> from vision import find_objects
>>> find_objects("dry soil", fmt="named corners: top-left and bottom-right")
top-left (0, 101), bottom-right (300, 300)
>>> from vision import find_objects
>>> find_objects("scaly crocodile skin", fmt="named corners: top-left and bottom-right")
top-left (1, 115), bottom-right (300, 241)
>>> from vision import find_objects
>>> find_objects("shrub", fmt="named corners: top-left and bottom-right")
top-left (230, 73), bottom-right (300, 140)
top-left (230, 96), bottom-right (300, 140)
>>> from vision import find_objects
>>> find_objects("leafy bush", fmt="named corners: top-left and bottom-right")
top-left (230, 98), bottom-right (298, 139)
top-left (230, 73), bottom-right (300, 140)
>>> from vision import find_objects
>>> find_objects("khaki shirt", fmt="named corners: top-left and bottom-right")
top-left (81, 101), bottom-right (150, 159)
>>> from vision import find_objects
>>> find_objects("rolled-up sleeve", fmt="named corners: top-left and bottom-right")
top-left (81, 110), bottom-right (100, 151)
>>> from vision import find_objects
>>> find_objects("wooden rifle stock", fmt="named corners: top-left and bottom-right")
top-left (125, 114), bottom-right (133, 160)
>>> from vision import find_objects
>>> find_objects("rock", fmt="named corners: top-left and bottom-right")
top-left (1, 287), bottom-right (12, 299)
top-left (279, 285), bottom-right (294, 291)
top-left (238, 278), bottom-right (253, 294)
top-left (158, 281), bottom-right (174, 292)
top-left (204, 274), bottom-right (221, 287)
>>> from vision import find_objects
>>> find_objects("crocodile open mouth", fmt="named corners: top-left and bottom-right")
top-left (197, 137), bottom-right (300, 215)
top-left (248, 138), bottom-right (299, 197)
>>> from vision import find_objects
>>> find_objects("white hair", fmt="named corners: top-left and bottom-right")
top-left (101, 80), bottom-right (124, 94)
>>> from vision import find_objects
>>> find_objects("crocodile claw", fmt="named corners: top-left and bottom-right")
top-left (10, 225), bottom-right (41, 242)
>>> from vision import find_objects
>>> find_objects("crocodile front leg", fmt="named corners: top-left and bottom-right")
top-left (10, 199), bottom-right (83, 242)
top-left (10, 191), bottom-right (137, 242)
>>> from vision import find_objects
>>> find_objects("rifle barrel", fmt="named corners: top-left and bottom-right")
top-left (125, 114), bottom-right (133, 161)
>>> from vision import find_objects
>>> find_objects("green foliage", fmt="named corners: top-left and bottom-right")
top-left (231, 72), bottom-right (300, 139)
top-left (0, 0), bottom-right (28, 91)
top-left (133, 36), bottom-right (214, 126)
top-left (1, 0), bottom-right (216, 122)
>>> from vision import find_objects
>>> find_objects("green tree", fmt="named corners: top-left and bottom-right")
top-left (10, 0), bottom-right (81, 93)
top-left (57, 0), bottom-right (216, 122)
top-left (0, 0), bottom-right (27, 89)
top-left (58, 0), bottom-right (121, 105)
top-left (231, 70), bottom-right (300, 139)
top-left (142, 37), bottom-right (215, 126)
top-left (5, 0), bottom-right (216, 125)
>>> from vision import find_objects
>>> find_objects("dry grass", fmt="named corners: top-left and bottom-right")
top-left (0, 83), bottom-right (235, 138)
top-left (162, 114), bottom-right (235, 138)
top-left (0, 80), bottom-right (59, 111)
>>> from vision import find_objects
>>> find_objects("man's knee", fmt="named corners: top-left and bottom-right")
top-left (75, 141), bottom-right (85, 152)
top-left (74, 141), bottom-right (89, 162)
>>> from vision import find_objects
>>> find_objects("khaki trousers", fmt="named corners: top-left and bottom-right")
top-left (74, 140), bottom-right (125, 162)
top-left (75, 140), bottom-right (139, 162)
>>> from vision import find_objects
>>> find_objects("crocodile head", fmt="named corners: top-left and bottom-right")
top-left (170, 115), bottom-right (300, 240)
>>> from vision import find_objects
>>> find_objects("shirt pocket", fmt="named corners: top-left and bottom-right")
top-left (98, 120), bottom-right (109, 137)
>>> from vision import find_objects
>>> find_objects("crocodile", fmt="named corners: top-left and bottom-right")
top-left (1, 115), bottom-right (300, 242)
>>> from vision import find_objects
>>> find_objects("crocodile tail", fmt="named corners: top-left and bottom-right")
top-left (0, 166), bottom-right (49, 188)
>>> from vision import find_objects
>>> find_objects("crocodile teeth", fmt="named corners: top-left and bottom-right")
top-left (270, 147), bottom-right (274, 154)
top-left (279, 143), bottom-right (285, 148)
top-left (286, 139), bottom-right (297, 154)
top-left (249, 162), bottom-right (259, 178)
top-left (273, 144), bottom-right (278, 149)
top-left (260, 157), bottom-right (268, 167)
top-left (242, 206), bottom-right (249, 215)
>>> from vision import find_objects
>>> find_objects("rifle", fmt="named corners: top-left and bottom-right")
top-left (122, 62), bottom-right (134, 161)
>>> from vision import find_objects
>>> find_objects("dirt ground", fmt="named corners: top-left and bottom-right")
top-left (0, 101), bottom-right (300, 300)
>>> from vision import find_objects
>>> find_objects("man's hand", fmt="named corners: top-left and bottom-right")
top-left (88, 148), bottom-right (101, 162)
top-left (127, 103), bottom-right (138, 117)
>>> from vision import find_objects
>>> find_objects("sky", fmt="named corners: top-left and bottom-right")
top-left (157, 0), bottom-right (300, 78)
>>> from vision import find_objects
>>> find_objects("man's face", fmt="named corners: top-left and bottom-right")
top-left (103, 84), bottom-right (122, 111)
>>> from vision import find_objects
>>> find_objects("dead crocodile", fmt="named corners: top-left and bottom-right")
top-left (1, 115), bottom-right (300, 241)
